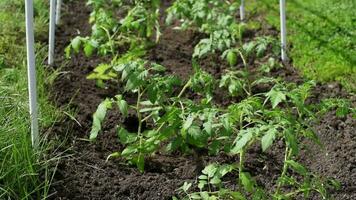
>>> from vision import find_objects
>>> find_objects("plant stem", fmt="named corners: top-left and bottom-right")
top-left (239, 148), bottom-right (245, 183)
top-left (177, 79), bottom-right (192, 99)
top-left (156, 79), bottom-right (192, 133)
top-left (284, 188), bottom-right (310, 197)
top-left (137, 88), bottom-right (143, 152)
top-left (275, 146), bottom-right (292, 196)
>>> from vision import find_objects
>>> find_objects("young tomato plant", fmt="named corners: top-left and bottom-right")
top-left (177, 81), bottom-right (339, 199)
top-left (167, 0), bottom-right (244, 58)
top-left (66, 0), bottom-right (161, 58)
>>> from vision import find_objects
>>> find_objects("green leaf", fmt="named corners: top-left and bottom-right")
top-left (181, 182), bottom-right (192, 192)
top-left (84, 41), bottom-right (96, 57)
top-left (65, 45), bottom-right (72, 58)
top-left (230, 192), bottom-right (246, 200)
top-left (226, 50), bottom-right (238, 66)
top-left (166, 137), bottom-right (183, 152)
top-left (118, 127), bottom-right (137, 144)
top-left (210, 177), bottom-right (221, 185)
top-left (136, 154), bottom-right (145, 172)
top-left (151, 63), bottom-right (166, 71)
top-left (266, 88), bottom-right (286, 108)
top-left (187, 125), bottom-right (205, 147)
top-left (115, 95), bottom-right (128, 117)
top-left (90, 99), bottom-right (112, 140)
top-left (240, 172), bottom-right (255, 193)
top-left (261, 127), bottom-right (277, 152)
top-left (218, 164), bottom-right (235, 177)
top-left (230, 130), bottom-right (253, 154)
top-left (121, 145), bottom-right (137, 156)
top-left (286, 160), bottom-right (307, 175)
top-left (202, 164), bottom-right (218, 178)
top-left (183, 115), bottom-right (195, 131)
top-left (200, 191), bottom-right (209, 199)
top-left (198, 175), bottom-right (208, 180)
top-left (285, 129), bottom-right (299, 155)
top-left (71, 37), bottom-right (82, 53)
top-left (198, 180), bottom-right (207, 190)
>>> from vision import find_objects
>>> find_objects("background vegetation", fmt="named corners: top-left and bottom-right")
top-left (248, 0), bottom-right (356, 92)
top-left (0, 0), bottom-right (60, 199)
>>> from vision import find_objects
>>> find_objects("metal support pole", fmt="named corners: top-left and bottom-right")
top-left (56, 0), bottom-right (62, 25)
top-left (280, 0), bottom-right (288, 62)
top-left (240, 0), bottom-right (245, 21)
top-left (25, 0), bottom-right (39, 148)
top-left (48, 0), bottom-right (56, 65)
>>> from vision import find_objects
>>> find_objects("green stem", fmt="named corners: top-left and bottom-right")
top-left (137, 88), bottom-right (143, 153)
top-left (284, 188), bottom-right (310, 198)
top-left (275, 146), bottom-right (292, 196)
top-left (100, 26), bottom-right (115, 54)
top-left (239, 148), bottom-right (245, 183)
top-left (156, 79), bottom-right (192, 133)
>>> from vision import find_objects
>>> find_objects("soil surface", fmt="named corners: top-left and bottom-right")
top-left (46, 1), bottom-right (356, 199)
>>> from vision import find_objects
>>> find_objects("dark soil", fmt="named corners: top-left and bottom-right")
top-left (46, 1), bottom-right (356, 199)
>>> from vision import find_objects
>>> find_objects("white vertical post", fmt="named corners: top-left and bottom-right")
top-left (25, 0), bottom-right (39, 148)
top-left (280, 0), bottom-right (288, 62)
top-left (240, 0), bottom-right (245, 21)
top-left (55, 0), bottom-right (62, 25)
top-left (48, 0), bottom-right (56, 65)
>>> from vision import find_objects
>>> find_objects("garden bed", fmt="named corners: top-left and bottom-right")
top-left (47, 1), bottom-right (355, 199)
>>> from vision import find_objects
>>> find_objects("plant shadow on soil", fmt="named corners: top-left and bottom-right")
top-left (46, 1), bottom-right (356, 199)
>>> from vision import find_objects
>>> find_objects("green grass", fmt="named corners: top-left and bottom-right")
top-left (247, 0), bottom-right (356, 92)
top-left (0, 0), bottom-right (61, 199)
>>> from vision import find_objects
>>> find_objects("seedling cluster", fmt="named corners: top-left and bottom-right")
top-left (65, 0), bottom-right (354, 199)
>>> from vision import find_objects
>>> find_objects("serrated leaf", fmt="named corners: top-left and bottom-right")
top-left (230, 192), bottom-right (246, 200)
top-left (65, 45), bottom-right (71, 58)
top-left (266, 88), bottom-right (286, 108)
top-left (117, 99), bottom-right (128, 117)
top-left (218, 164), bottom-right (235, 177)
top-left (198, 180), bottom-right (207, 190)
top-left (118, 127), bottom-right (137, 144)
top-left (261, 127), bottom-right (277, 152)
top-left (71, 37), bottom-right (82, 53)
top-left (181, 182), bottom-right (192, 192)
top-left (210, 177), bottom-right (221, 185)
top-left (198, 175), bottom-right (208, 180)
top-left (187, 125), bottom-right (205, 147)
top-left (230, 130), bottom-right (253, 154)
top-left (90, 99), bottom-right (112, 140)
top-left (200, 191), bottom-right (209, 199)
top-left (121, 145), bottom-right (137, 156)
top-left (285, 129), bottom-right (299, 155)
top-left (166, 137), bottom-right (183, 152)
top-left (84, 41), bottom-right (95, 57)
top-left (151, 63), bottom-right (166, 71)
top-left (183, 115), bottom-right (195, 131)
top-left (240, 172), bottom-right (254, 192)
top-left (202, 164), bottom-right (218, 178)
top-left (286, 160), bottom-right (307, 175)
